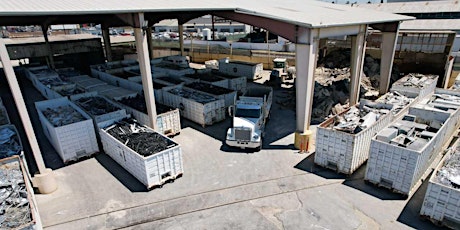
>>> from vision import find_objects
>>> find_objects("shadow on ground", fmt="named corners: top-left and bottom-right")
top-left (397, 172), bottom-right (450, 230)
top-left (95, 153), bottom-right (148, 193)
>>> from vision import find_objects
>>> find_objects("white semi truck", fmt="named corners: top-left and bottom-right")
top-left (226, 86), bottom-right (273, 151)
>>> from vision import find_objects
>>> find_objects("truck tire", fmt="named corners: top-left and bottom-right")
top-left (256, 139), bottom-right (262, 152)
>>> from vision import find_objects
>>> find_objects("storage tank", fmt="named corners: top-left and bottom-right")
top-left (202, 28), bottom-right (211, 41)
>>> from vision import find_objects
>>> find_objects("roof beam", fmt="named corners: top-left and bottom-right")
top-left (317, 24), bottom-right (365, 39)
top-left (212, 11), bottom-right (297, 42)
top-left (370, 22), bottom-right (399, 32)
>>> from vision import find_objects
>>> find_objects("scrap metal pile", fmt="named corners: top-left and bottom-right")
top-left (0, 161), bottom-right (32, 229)
top-left (105, 119), bottom-right (177, 157)
top-left (39, 77), bottom-right (73, 88)
top-left (375, 92), bottom-right (413, 115)
top-left (157, 77), bottom-right (183, 85)
top-left (0, 127), bottom-right (21, 159)
top-left (42, 105), bottom-right (86, 127)
top-left (75, 96), bottom-right (119, 116)
top-left (55, 88), bottom-right (85, 97)
top-left (328, 106), bottom-right (388, 134)
top-left (168, 88), bottom-right (217, 104)
top-left (434, 148), bottom-right (460, 189)
top-left (186, 82), bottom-right (233, 95)
top-left (118, 95), bottom-right (174, 114)
top-left (184, 73), bottom-right (223, 82)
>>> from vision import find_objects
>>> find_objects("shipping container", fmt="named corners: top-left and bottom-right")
top-left (152, 62), bottom-right (195, 77)
top-left (218, 58), bottom-right (263, 80)
top-left (34, 76), bottom-right (77, 100)
top-left (25, 66), bottom-right (58, 87)
top-left (92, 69), bottom-right (144, 93)
top-left (35, 98), bottom-right (99, 163)
top-left (115, 96), bottom-right (181, 136)
top-left (99, 120), bottom-right (183, 189)
top-left (365, 93), bottom-right (460, 196)
top-left (314, 102), bottom-right (393, 175)
top-left (390, 73), bottom-right (438, 99)
top-left (0, 155), bottom-right (42, 229)
top-left (420, 143), bottom-right (460, 229)
top-left (0, 98), bottom-right (10, 125)
top-left (162, 87), bottom-right (226, 127)
top-left (0, 125), bottom-right (23, 159)
top-left (211, 70), bottom-right (247, 94)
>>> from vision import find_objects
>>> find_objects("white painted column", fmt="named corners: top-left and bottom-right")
top-left (379, 27), bottom-right (399, 94)
top-left (349, 25), bottom-right (367, 105)
top-left (146, 27), bottom-right (154, 60)
top-left (102, 27), bottom-right (113, 62)
top-left (41, 25), bottom-right (55, 69)
top-left (296, 28), bottom-right (319, 133)
top-left (134, 13), bottom-right (158, 129)
top-left (179, 24), bottom-right (184, 56)
top-left (0, 39), bottom-right (57, 193)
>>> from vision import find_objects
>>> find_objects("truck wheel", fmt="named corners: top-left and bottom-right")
top-left (256, 140), bottom-right (262, 152)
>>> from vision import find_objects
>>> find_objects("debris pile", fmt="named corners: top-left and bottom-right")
top-left (168, 88), bottom-right (217, 104)
top-left (0, 160), bottom-right (32, 229)
top-left (75, 96), bottom-right (120, 116)
top-left (326, 106), bottom-right (388, 134)
top-left (184, 73), bottom-right (224, 82)
top-left (375, 92), bottom-right (413, 115)
top-left (117, 94), bottom-right (174, 114)
top-left (105, 119), bottom-right (177, 157)
top-left (55, 88), bottom-right (85, 97)
top-left (186, 82), bottom-right (233, 95)
top-left (39, 77), bottom-right (73, 88)
top-left (156, 77), bottom-right (184, 85)
top-left (434, 148), bottom-right (460, 189)
top-left (392, 73), bottom-right (437, 88)
top-left (42, 105), bottom-right (86, 127)
top-left (0, 127), bottom-right (22, 159)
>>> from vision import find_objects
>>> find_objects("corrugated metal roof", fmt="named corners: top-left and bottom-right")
top-left (354, 1), bottom-right (460, 14)
top-left (400, 19), bottom-right (460, 31)
top-left (0, 0), bottom-right (413, 28)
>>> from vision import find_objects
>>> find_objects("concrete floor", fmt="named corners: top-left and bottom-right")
top-left (1, 70), bottom-right (446, 229)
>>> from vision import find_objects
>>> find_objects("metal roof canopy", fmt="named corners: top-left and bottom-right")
top-left (354, 1), bottom-right (460, 14)
top-left (0, 0), bottom-right (413, 41)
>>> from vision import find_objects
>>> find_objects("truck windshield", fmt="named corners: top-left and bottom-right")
top-left (235, 108), bottom-right (260, 118)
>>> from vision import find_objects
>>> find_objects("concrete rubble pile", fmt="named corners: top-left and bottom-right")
top-left (394, 73), bottom-right (437, 88)
top-left (434, 147), bottom-right (460, 189)
top-left (75, 96), bottom-right (119, 116)
top-left (327, 106), bottom-right (388, 134)
top-left (0, 127), bottom-right (21, 159)
top-left (0, 161), bottom-right (31, 229)
top-left (105, 119), bottom-right (178, 157)
top-left (375, 91), bottom-right (413, 115)
top-left (168, 88), bottom-right (217, 104)
top-left (43, 105), bottom-right (86, 127)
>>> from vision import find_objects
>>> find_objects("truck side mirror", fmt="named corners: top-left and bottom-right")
top-left (228, 106), bottom-right (234, 117)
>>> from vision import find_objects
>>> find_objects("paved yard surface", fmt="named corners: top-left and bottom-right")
top-left (1, 72), bottom-right (444, 229)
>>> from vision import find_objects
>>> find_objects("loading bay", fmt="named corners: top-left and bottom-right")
top-left (0, 72), bottom-right (443, 230)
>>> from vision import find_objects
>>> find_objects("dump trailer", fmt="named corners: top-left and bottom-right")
top-left (226, 86), bottom-right (273, 151)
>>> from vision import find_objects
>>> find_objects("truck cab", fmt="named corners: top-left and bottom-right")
top-left (226, 86), bottom-right (272, 151)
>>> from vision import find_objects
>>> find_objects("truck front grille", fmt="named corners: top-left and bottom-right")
top-left (235, 127), bottom-right (251, 141)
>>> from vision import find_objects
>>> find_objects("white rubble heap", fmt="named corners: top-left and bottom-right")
top-left (393, 73), bottom-right (438, 88)
top-left (434, 147), bottom-right (460, 189)
top-left (329, 106), bottom-right (389, 134)
top-left (374, 91), bottom-right (413, 115)
top-left (42, 105), bottom-right (86, 127)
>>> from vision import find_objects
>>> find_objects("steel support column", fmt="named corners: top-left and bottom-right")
top-left (41, 25), bottom-right (55, 69)
top-left (296, 28), bottom-right (319, 133)
top-left (349, 25), bottom-right (367, 105)
top-left (0, 39), bottom-right (57, 193)
top-left (102, 26), bottom-right (113, 62)
top-left (179, 24), bottom-right (184, 56)
top-left (134, 13), bottom-right (157, 129)
top-left (379, 27), bottom-right (399, 94)
top-left (443, 33), bottom-right (456, 89)
top-left (146, 27), bottom-right (154, 60)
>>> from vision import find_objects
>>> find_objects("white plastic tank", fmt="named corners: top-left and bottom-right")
top-left (202, 28), bottom-right (211, 41)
